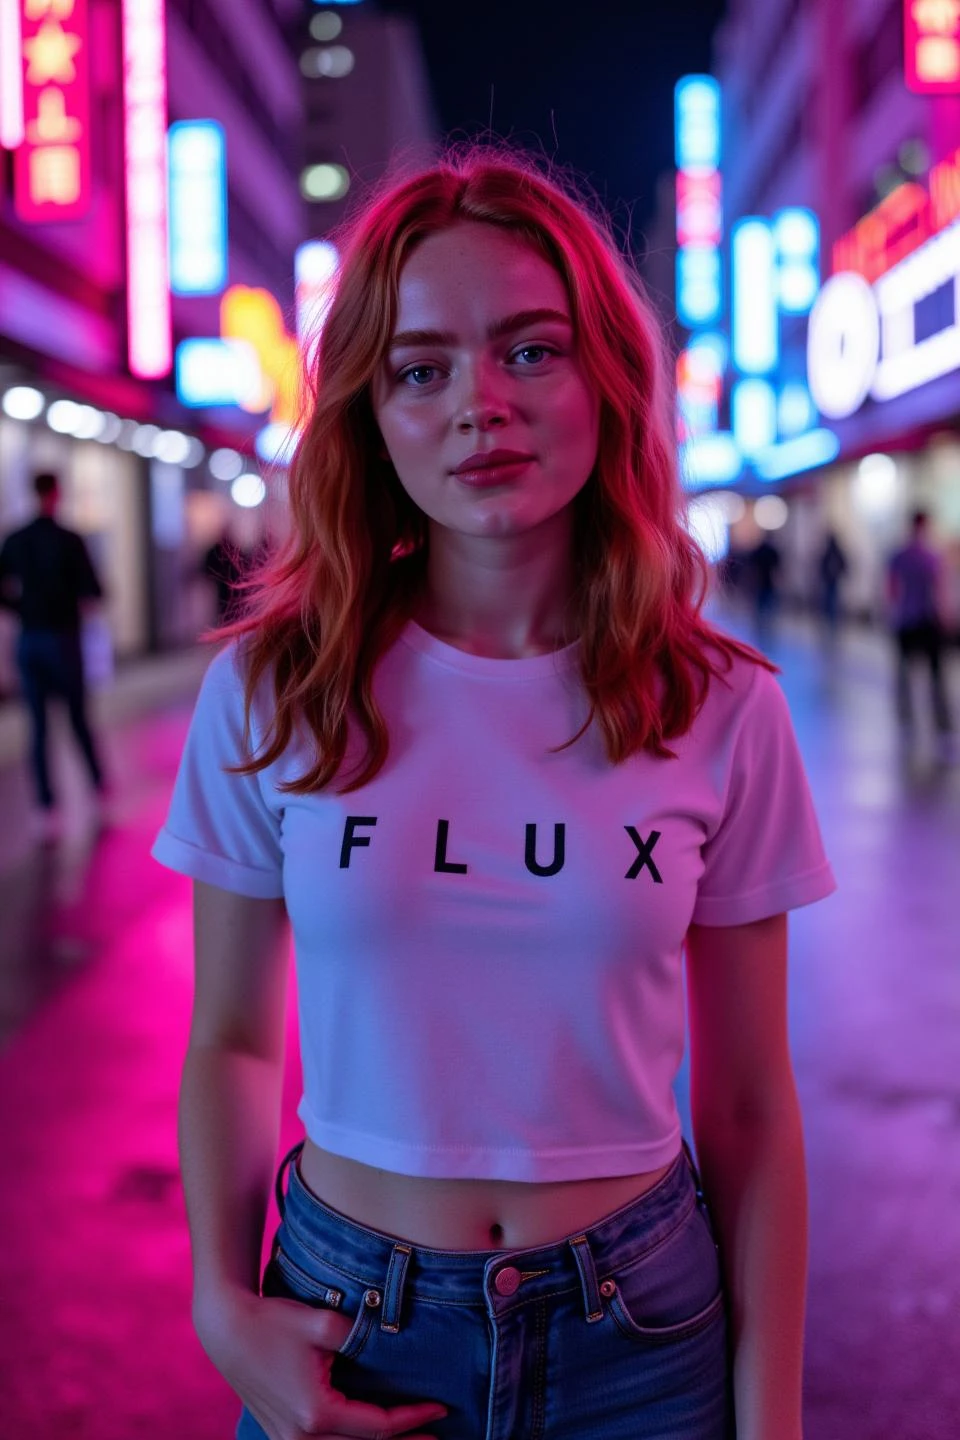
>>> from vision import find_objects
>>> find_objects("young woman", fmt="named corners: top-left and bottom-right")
top-left (154, 149), bottom-right (836, 1440)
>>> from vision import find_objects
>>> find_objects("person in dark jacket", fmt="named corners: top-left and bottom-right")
top-left (887, 510), bottom-right (953, 737)
top-left (0, 470), bottom-right (106, 829)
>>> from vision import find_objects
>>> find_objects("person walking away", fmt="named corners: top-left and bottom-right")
top-left (748, 534), bottom-right (781, 648)
top-left (203, 529), bottom-right (246, 626)
top-left (887, 510), bottom-right (953, 739)
top-left (0, 470), bottom-right (106, 836)
top-left (817, 532), bottom-right (848, 642)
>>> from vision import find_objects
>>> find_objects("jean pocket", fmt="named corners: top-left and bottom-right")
top-left (602, 1203), bottom-right (726, 1347)
top-left (264, 1242), bottom-right (379, 1361)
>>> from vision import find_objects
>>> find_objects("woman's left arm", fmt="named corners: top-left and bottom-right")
top-left (685, 913), bottom-right (807, 1440)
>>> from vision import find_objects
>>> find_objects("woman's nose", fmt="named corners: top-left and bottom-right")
top-left (455, 362), bottom-right (510, 432)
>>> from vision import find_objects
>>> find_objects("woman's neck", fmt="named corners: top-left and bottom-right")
top-left (415, 520), bottom-right (577, 659)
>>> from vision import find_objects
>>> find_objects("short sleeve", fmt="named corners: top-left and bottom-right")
top-left (692, 665), bottom-right (836, 926)
top-left (151, 645), bottom-right (285, 898)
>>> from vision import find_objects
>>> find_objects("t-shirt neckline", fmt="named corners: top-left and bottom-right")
top-left (400, 619), bottom-right (580, 680)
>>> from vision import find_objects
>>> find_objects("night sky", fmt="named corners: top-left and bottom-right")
top-left (380, 0), bottom-right (729, 243)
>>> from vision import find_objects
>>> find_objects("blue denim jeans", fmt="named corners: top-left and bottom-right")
top-left (237, 1144), bottom-right (733, 1439)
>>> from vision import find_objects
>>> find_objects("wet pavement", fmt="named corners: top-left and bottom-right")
top-left (0, 615), bottom-right (958, 1440)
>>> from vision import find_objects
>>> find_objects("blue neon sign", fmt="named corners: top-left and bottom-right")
top-left (674, 76), bottom-right (721, 172)
top-left (168, 121), bottom-right (228, 296)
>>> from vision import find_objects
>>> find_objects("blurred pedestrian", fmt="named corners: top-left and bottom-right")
top-left (203, 529), bottom-right (246, 625)
top-left (748, 533), bottom-right (782, 645)
top-left (203, 526), bottom-right (270, 625)
top-left (0, 471), bottom-right (106, 837)
top-left (817, 532), bottom-right (848, 640)
top-left (153, 149), bottom-right (835, 1440)
top-left (887, 510), bottom-right (953, 738)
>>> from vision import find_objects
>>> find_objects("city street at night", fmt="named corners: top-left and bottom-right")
top-left (0, 618), bottom-right (957, 1440)
top-left (3, 0), bottom-right (960, 1436)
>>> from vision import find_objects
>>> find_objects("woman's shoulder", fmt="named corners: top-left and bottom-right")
top-left (194, 639), bottom-right (276, 728)
top-left (692, 630), bottom-right (782, 738)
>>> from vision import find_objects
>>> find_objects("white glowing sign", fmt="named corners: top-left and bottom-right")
top-left (175, 337), bottom-right (263, 407)
top-left (295, 239), bottom-right (339, 370)
top-left (807, 219), bottom-right (960, 416)
top-left (732, 378), bottom-right (777, 456)
top-left (122, 0), bottom-right (171, 379)
top-left (732, 218), bottom-right (778, 373)
top-left (168, 120), bottom-right (227, 295)
top-left (807, 273), bottom-right (880, 418)
top-left (681, 431), bottom-right (742, 487)
top-left (753, 429), bottom-right (840, 481)
top-left (773, 207), bottom-right (820, 314)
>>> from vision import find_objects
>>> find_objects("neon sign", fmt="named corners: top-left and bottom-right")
top-left (731, 378), bottom-right (777, 456)
top-left (675, 75), bottom-right (720, 170)
top-left (810, 146), bottom-right (960, 416)
top-left (732, 218), bottom-right (778, 373)
top-left (833, 146), bottom-right (960, 280)
top-left (674, 76), bottom-right (723, 328)
top-left (676, 334), bottom-right (725, 440)
top-left (774, 208), bottom-right (820, 314)
top-left (295, 239), bottom-right (339, 371)
top-left (0, 0), bottom-right (24, 148)
top-left (168, 121), bottom-right (227, 295)
top-left (13, 0), bottom-right (91, 221)
top-left (676, 170), bottom-right (722, 248)
top-left (221, 285), bottom-right (300, 425)
top-left (122, 0), bottom-right (171, 379)
top-left (904, 0), bottom-right (960, 93)
top-left (808, 221), bottom-right (960, 415)
top-left (175, 338), bottom-right (262, 408)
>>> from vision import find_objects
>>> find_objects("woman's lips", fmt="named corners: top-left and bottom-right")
top-left (452, 458), bottom-right (535, 487)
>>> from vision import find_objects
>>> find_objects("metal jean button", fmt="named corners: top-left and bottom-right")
top-left (494, 1265), bottom-right (521, 1296)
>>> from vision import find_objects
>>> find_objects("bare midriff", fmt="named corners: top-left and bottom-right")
top-left (298, 1139), bottom-right (675, 1252)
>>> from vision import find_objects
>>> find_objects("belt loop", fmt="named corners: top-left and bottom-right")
top-left (568, 1234), bottom-right (603, 1323)
top-left (379, 1243), bottom-right (412, 1333)
top-left (274, 1142), bottom-right (304, 1220)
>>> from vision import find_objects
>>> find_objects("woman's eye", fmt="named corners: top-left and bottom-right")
top-left (398, 364), bottom-right (439, 386)
top-left (511, 345), bottom-right (553, 366)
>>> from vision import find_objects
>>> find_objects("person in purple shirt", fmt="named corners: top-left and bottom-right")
top-left (887, 510), bottom-right (954, 737)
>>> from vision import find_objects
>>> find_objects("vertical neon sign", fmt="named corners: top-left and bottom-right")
top-left (904, 0), bottom-right (960, 93)
top-left (0, 0), bottom-right (24, 149)
top-left (168, 120), bottom-right (228, 295)
top-left (674, 76), bottom-right (723, 327)
top-left (122, 0), bottom-right (171, 378)
top-left (13, 0), bottom-right (92, 220)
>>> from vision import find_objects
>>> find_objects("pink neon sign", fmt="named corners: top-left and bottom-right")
top-left (122, 0), bottom-right (171, 379)
top-left (0, 0), bottom-right (24, 149)
top-left (13, 0), bottom-right (92, 220)
top-left (904, 0), bottom-right (960, 94)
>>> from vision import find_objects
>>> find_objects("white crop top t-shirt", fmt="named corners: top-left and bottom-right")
top-left (153, 623), bottom-right (836, 1182)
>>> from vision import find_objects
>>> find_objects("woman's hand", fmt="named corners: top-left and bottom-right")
top-left (196, 1286), bottom-right (449, 1440)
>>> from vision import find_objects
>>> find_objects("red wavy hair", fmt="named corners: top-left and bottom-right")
top-left (225, 146), bottom-right (770, 792)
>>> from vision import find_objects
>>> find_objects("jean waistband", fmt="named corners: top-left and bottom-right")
top-left (275, 1143), bottom-right (700, 1316)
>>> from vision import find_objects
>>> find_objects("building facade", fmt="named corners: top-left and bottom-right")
top-left (663, 0), bottom-right (960, 626)
top-left (0, 0), bottom-right (306, 680)
top-left (297, 3), bottom-right (437, 230)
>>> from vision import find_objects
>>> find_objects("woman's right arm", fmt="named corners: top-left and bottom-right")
top-left (180, 880), bottom-right (448, 1440)
top-left (179, 879), bottom-right (291, 1321)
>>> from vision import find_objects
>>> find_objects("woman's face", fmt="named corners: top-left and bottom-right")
top-left (371, 222), bottom-right (600, 542)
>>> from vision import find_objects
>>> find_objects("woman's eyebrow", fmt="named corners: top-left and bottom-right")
top-left (387, 308), bottom-right (573, 352)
